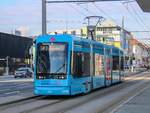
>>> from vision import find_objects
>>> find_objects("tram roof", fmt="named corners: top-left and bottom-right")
top-left (36, 34), bottom-right (123, 52)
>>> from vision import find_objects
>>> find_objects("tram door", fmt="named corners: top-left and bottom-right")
top-left (93, 54), bottom-right (105, 89)
top-left (105, 56), bottom-right (112, 86)
top-left (120, 54), bottom-right (124, 81)
top-left (112, 56), bottom-right (120, 83)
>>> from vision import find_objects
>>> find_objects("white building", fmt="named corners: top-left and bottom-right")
top-left (129, 38), bottom-right (150, 71)
top-left (15, 26), bottom-right (29, 37)
top-left (49, 28), bottom-right (82, 36)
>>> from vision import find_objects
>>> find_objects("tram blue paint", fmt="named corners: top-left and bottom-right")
top-left (34, 34), bottom-right (124, 96)
top-left (70, 77), bottom-right (91, 95)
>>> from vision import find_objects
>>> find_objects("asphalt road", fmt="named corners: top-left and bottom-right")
top-left (0, 71), bottom-right (149, 113)
top-left (0, 78), bottom-right (33, 97)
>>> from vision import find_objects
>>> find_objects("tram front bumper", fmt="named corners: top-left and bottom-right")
top-left (34, 86), bottom-right (70, 95)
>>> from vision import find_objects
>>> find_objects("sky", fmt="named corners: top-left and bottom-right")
top-left (0, 0), bottom-right (150, 39)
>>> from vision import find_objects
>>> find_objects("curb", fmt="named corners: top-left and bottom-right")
top-left (125, 70), bottom-right (147, 77)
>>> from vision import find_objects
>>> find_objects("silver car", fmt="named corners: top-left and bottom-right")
top-left (14, 67), bottom-right (33, 78)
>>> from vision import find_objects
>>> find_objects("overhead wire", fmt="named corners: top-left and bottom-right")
top-left (129, 3), bottom-right (150, 36)
top-left (92, 3), bottom-right (120, 26)
top-left (121, 1), bottom-right (150, 38)
top-left (68, 4), bottom-right (88, 17)
top-left (75, 3), bottom-right (97, 16)
top-left (47, 3), bottom-right (87, 31)
top-left (68, 3), bottom-right (101, 26)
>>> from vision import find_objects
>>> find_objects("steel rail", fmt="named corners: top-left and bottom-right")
top-left (0, 71), bottom-right (148, 113)
top-left (0, 96), bottom-right (42, 110)
top-left (20, 71), bottom-right (149, 113)
top-left (46, 0), bottom-right (126, 3)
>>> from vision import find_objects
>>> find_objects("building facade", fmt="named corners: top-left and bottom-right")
top-left (49, 28), bottom-right (82, 36)
top-left (48, 20), bottom-right (150, 71)
top-left (0, 32), bottom-right (33, 75)
top-left (49, 20), bottom-right (132, 50)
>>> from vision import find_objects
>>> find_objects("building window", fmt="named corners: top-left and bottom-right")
top-left (97, 27), bottom-right (101, 31)
top-left (71, 31), bottom-right (76, 35)
top-left (63, 31), bottom-right (67, 34)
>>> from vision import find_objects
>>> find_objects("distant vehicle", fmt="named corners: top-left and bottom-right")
top-left (14, 67), bottom-right (33, 78)
top-left (34, 34), bottom-right (124, 96)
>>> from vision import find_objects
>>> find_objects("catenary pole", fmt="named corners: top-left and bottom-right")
top-left (42, 0), bottom-right (47, 35)
top-left (42, 0), bottom-right (125, 35)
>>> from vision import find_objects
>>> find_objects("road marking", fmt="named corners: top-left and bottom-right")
top-left (110, 84), bottom-right (150, 113)
top-left (5, 91), bottom-right (20, 95)
top-left (19, 85), bottom-right (33, 88)
top-left (0, 89), bottom-right (10, 92)
top-left (0, 79), bottom-right (33, 83)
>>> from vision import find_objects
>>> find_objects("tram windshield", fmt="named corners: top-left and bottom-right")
top-left (36, 43), bottom-right (68, 79)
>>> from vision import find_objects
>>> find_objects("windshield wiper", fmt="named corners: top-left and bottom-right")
top-left (37, 63), bottom-right (66, 76)
top-left (37, 72), bottom-right (51, 75)
top-left (53, 63), bottom-right (66, 74)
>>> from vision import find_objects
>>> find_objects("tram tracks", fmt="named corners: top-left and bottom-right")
top-left (0, 95), bottom-right (70, 113)
top-left (20, 99), bottom-right (66, 113)
top-left (0, 71), bottom-right (149, 113)
top-left (0, 96), bottom-right (42, 110)
top-left (0, 82), bottom-right (33, 97)
top-left (0, 88), bottom-right (34, 99)
top-left (22, 72), bottom-right (150, 113)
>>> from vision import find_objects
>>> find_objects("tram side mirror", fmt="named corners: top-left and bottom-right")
top-left (33, 39), bottom-right (36, 44)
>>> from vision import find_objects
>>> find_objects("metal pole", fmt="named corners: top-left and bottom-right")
top-left (43, 0), bottom-right (125, 35)
top-left (6, 56), bottom-right (9, 75)
top-left (42, 0), bottom-right (47, 35)
top-left (46, 0), bottom-right (125, 3)
top-left (121, 16), bottom-right (126, 76)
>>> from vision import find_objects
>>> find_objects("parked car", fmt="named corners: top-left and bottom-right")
top-left (14, 67), bottom-right (33, 78)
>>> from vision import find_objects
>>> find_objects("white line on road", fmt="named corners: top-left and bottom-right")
top-left (5, 91), bottom-right (20, 95)
top-left (19, 86), bottom-right (33, 88)
top-left (0, 79), bottom-right (33, 83)
top-left (110, 84), bottom-right (150, 113)
top-left (0, 89), bottom-right (10, 92)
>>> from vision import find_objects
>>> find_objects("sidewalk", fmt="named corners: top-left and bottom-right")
top-left (112, 84), bottom-right (150, 113)
top-left (0, 75), bottom-right (14, 79)
top-left (0, 75), bottom-right (33, 82)
top-left (124, 69), bottom-right (147, 77)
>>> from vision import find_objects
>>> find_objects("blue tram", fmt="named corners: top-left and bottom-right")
top-left (34, 34), bottom-right (124, 95)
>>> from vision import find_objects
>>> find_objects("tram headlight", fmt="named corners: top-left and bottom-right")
top-left (62, 90), bottom-right (69, 93)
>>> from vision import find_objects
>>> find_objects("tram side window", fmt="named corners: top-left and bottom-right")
top-left (72, 52), bottom-right (83, 76)
top-left (71, 51), bottom-right (90, 77)
top-left (82, 53), bottom-right (90, 76)
top-left (112, 56), bottom-right (119, 70)
top-left (121, 57), bottom-right (124, 71)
